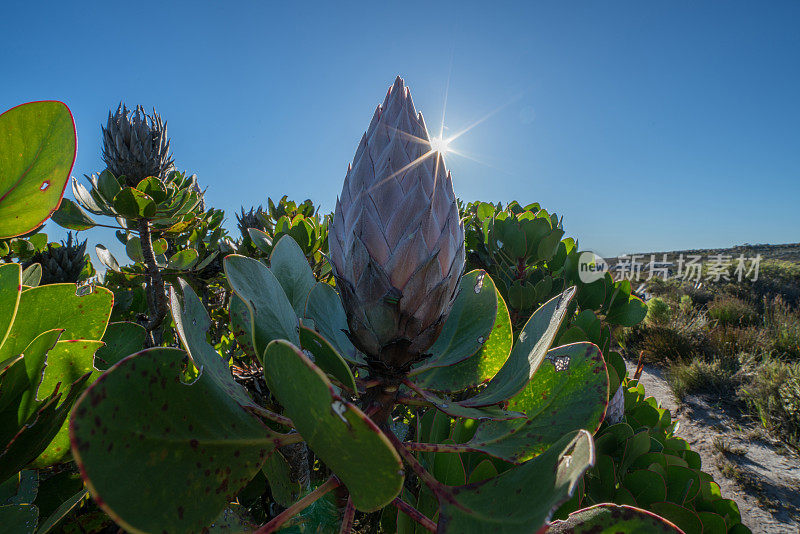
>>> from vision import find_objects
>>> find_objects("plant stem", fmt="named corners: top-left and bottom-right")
top-left (396, 394), bottom-right (432, 407)
top-left (255, 477), bottom-right (341, 534)
top-left (392, 498), bottom-right (436, 532)
top-left (338, 496), bottom-right (355, 534)
top-left (248, 405), bottom-right (294, 428)
top-left (403, 442), bottom-right (477, 454)
top-left (137, 218), bottom-right (168, 344)
top-left (383, 426), bottom-right (451, 501)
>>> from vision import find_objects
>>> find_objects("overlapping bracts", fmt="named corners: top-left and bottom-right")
top-left (329, 77), bottom-right (465, 371)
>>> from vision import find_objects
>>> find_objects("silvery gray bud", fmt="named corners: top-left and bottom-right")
top-left (329, 76), bottom-right (465, 372)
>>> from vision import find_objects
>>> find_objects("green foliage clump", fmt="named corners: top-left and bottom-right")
top-left (646, 297), bottom-right (672, 325)
top-left (566, 376), bottom-right (749, 534)
top-left (0, 93), bottom-right (731, 534)
top-left (707, 295), bottom-right (758, 327)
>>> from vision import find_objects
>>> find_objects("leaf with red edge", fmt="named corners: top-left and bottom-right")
top-left (436, 430), bottom-right (594, 533)
top-left (70, 348), bottom-right (282, 533)
top-left (463, 342), bottom-right (608, 464)
top-left (0, 102), bottom-right (77, 238)
top-left (547, 503), bottom-right (684, 533)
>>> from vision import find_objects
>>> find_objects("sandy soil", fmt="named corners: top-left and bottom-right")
top-left (625, 360), bottom-right (800, 534)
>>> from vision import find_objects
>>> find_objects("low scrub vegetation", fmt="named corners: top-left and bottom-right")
top-left (623, 267), bottom-right (800, 449)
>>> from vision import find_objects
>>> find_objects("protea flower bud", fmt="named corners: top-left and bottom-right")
top-left (25, 232), bottom-right (88, 285)
top-left (329, 76), bottom-right (465, 373)
top-left (101, 104), bottom-right (174, 187)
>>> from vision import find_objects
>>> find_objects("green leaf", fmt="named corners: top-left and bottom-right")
top-left (36, 488), bottom-right (87, 534)
top-left (224, 255), bottom-right (299, 359)
top-left (548, 503), bottom-right (684, 533)
top-left (262, 340), bottom-right (403, 511)
top-left (31, 339), bottom-right (104, 467)
top-left (50, 198), bottom-right (96, 231)
top-left (458, 287), bottom-right (576, 407)
top-left (648, 502), bottom-right (702, 534)
top-left (96, 170), bottom-right (122, 205)
top-left (432, 440), bottom-right (466, 486)
top-left (270, 235), bottom-right (316, 317)
top-left (31, 470), bottom-right (83, 524)
top-left (298, 325), bottom-right (356, 393)
top-left (0, 283), bottom-right (112, 363)
top-left (0, 373), bottom-right (90, 484)
top-left (261, 450), bottom-right (301, 508)
top-left (135, 177), bottom-right (167, 203)
top-left (412, 285), bottom-right (512, 392)
top-left (467, 459), bottom-right (498, 484)
top-left (94, 322), bottom-right (146, 370)
top-left (247, 228), bottom-right (272, 254)
top-left (125, 236), bottom-right (144, 263)
top-left (419, 270), bottom-right (498, 370)
top-left (0, 503), bottom-right (38, 533)
top-left (0, 102), bottom-right (76, 238)
top-left (94, 245), bottom-right (120, 272)
top-left (228, 295), bottom-right (255, 359)
top-left (171, 280), bottom-right (267, 414)
top-left (5, 470), bottom-right (37, 504)
top-left (0, 329), bottom-right (61, 419)
top-left (112, 187), bottom-right (156, 219)
top-left (21, 264), bottom-right (41, 288)
top-left (465, 342), bottom-right (608, 463)
top-left (304, 282), bottom-right (365, 365)
top-left (606, 295), bottom-right (647, 327)
top-left (152, 238), bottom-right (168, 256)
top-left (167, 249), bottom-right (199, 270)
top-left (436, 430), bottom-right (594, 533)
top-left (70, 347), bottom-right (279, 533)
top-left (0, 264), bottom-right (22, 354)
top-left (623, 469), bottom-right (667, 507)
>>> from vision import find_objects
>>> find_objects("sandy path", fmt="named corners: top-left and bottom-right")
top-left (625, 361), bottom-right (800, 534)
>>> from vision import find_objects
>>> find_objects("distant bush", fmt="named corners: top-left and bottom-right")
top-left (763, 296), bottom-right (800, 359)
top-left (645, 297), bottom-right (671, 325)
top-left (707, 296), bottom-right (758, 326)
top-left (750, 260), bottom-right (800, 307)
top-left (679, 294), bottom-right (694, 315)
top-left (738, 355), bottom-right (800, 447)
top-left (668, 359), bottom-right (737, 399)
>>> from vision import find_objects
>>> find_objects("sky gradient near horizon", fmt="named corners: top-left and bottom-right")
top-left (2, 1), bottom-right (798, 260)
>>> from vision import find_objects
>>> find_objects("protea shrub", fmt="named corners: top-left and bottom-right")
top-left (69, 77), bottom-right (685, 534)
top-left (329, 76), bottom-right (465, 376)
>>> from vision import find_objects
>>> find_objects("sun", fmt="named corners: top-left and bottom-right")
top-left (429, 135), bottom-right (451, 155)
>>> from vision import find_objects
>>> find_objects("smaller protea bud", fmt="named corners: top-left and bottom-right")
top-left (101, 104), bottom-right (174, 187)
top-left (25, 232), bottom-right (89, 285)
top-left (236, 207), bottom-right (267, 241)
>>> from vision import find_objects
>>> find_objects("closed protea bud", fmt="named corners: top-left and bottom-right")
top-left (101, 104), bottom-right (174, 187)
top-left (329, 76), bottom-right (465, 373)
top-left (26, 232), bottom-right (88, 285)
top-left (236, 207), bottom-right (267, 241)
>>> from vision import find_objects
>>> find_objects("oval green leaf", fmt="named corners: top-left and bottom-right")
top-left (0, 102), bottom-right (77, 238)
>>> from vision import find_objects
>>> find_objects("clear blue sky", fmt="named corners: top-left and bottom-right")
top-left (2, 1), bottom-right (798, 259)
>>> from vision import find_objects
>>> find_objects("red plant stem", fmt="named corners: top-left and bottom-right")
top-left (248, 405), bottom-right (294, 427)
top-left (272, 431), bottom-right (304, 448)
top-left (255, 477), bottom-right (341, 533)
top-left (356, 377), bottom-right (382, 389)
top-left (338, 496), bottom-right (355, 534)
top-left (383, 426), bottom-right (450, 498)
top-left (392, 498), bottom-right (436, 532)
top-left (403, 442), bottom-right (476, 454)
top-left (396, 394), bottom-right (432, 407)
